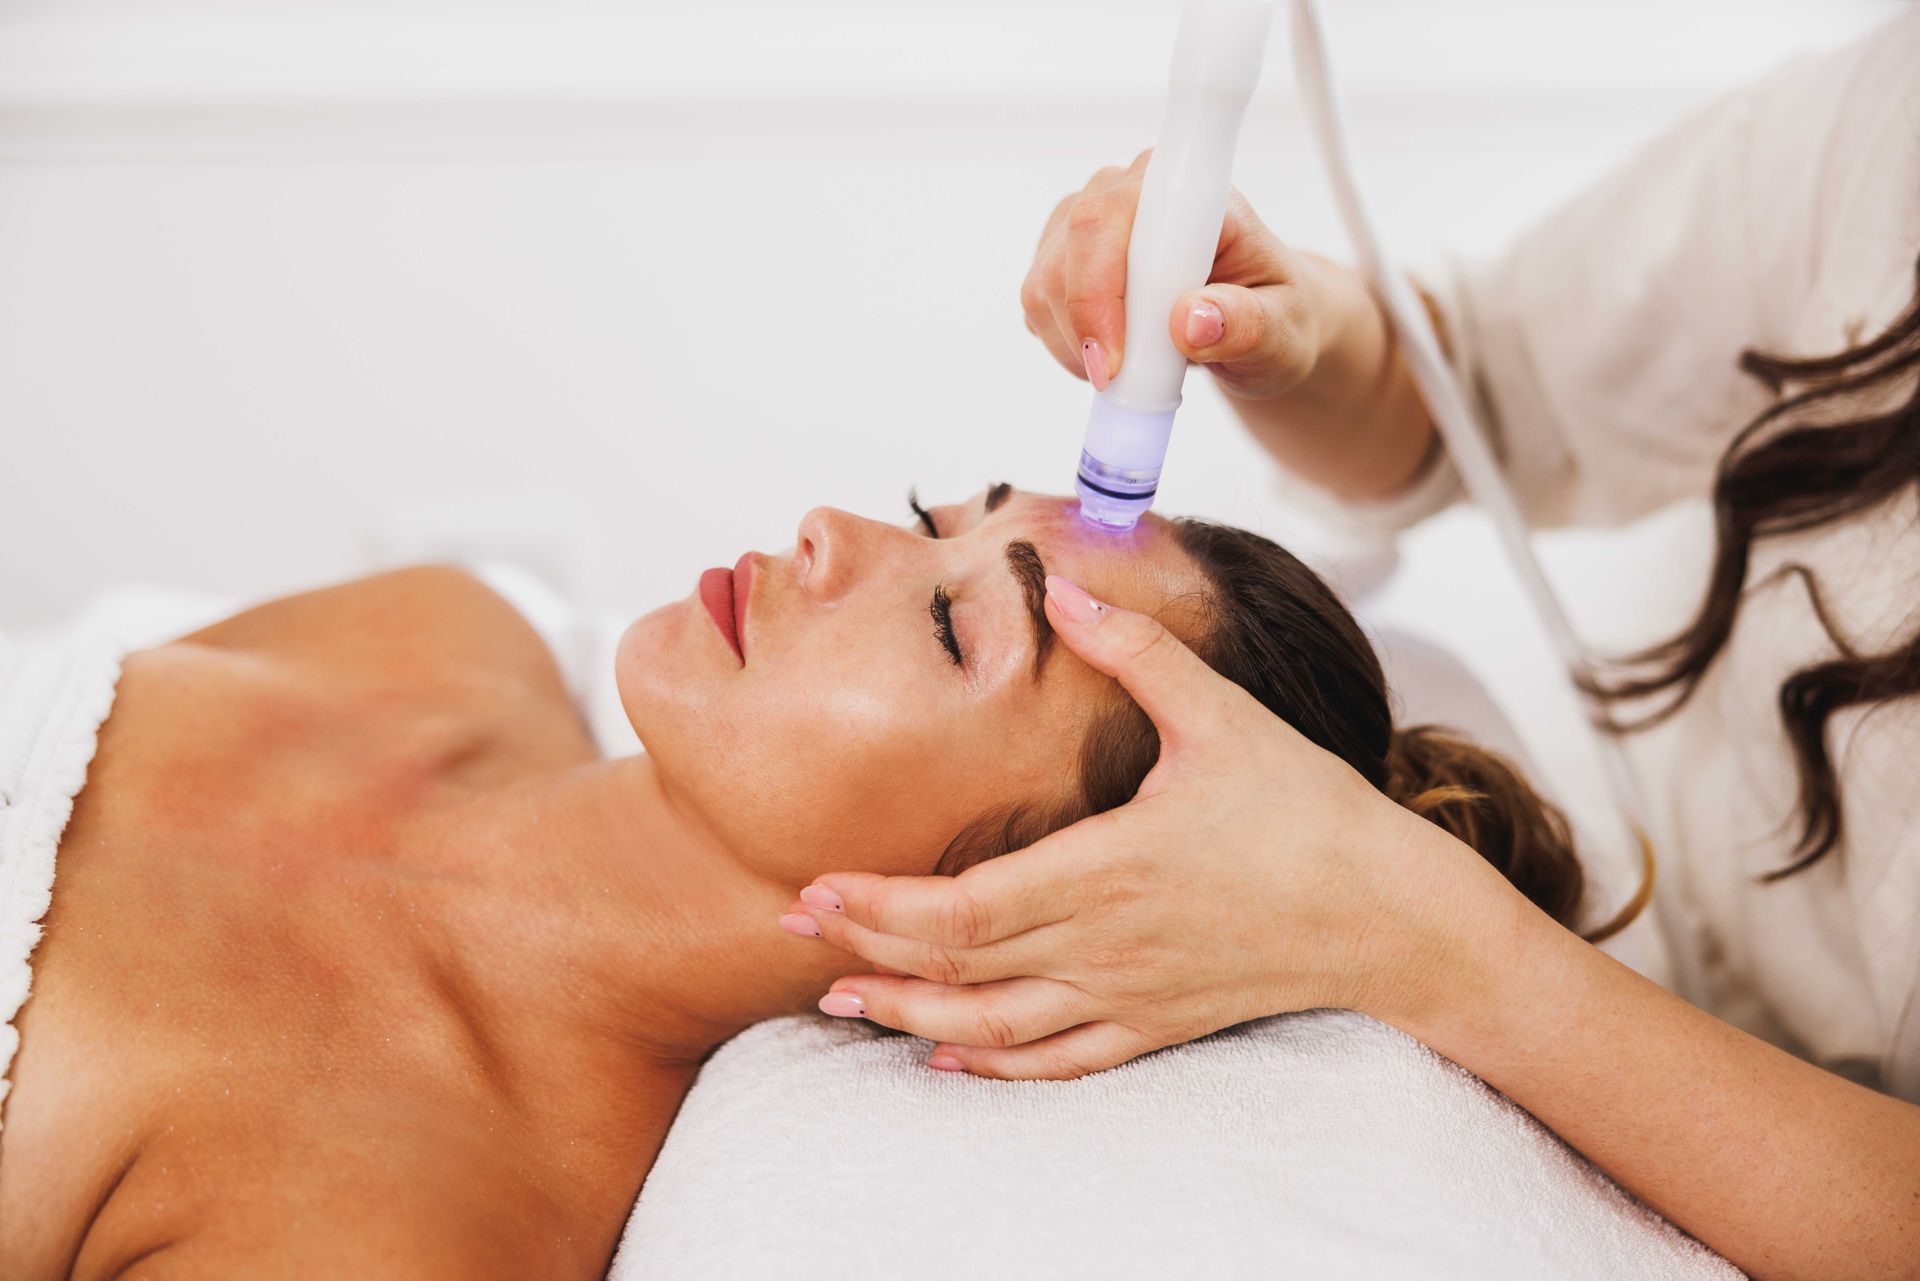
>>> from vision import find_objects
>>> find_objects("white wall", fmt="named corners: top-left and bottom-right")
top-left (1, 0), bottom-right (1893, 628)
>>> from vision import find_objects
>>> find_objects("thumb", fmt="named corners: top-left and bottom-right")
top-left (1042, 574), bottom-right (1239, 754)
top-left (1168, 282), bottom-right (1315, 392)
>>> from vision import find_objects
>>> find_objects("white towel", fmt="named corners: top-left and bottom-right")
top-left (611, 1011), bottom-right (1740, 1280)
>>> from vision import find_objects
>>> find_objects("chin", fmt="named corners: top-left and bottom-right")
top-left (615, 601), bottom-right (709, 746)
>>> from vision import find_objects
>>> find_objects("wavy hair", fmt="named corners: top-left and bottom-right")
top-left (1587, 253), bottom-right (1920, 881)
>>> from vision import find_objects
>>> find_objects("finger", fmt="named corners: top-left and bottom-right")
top-left (1033, 246), bottom-right (1093, 383)
top-left (1042, 329), bottom-right (1087, 380)
top-left (783, 898), bottom-right (912, 976)
top-left (806, 836), bottom-right (1092, 948)
top-left (1019, 262), bottom-right (1084, 378)
top-left (1041, 574), bottom-right (1255, 755)
top-left (1208, 189), bottom-right (1296, 289)
top-left (927, 1020), bottom-right (1158, 1081)
top-left (802, 898), bottom-right (1060, 987)
top-left (1061, 186), bottom-right (1136, 379)
top-left (1051, 148), bottom-right (1149, 374)
top-left (818, 973), bottom-right (1087, 1048)
top-left (1030, 296), bottom-right (1087, 378)
top-left (1167, 282), bottom-right (1313, 382)
top-left (1034, 189), bottom-right (1077, 255)
top-left (1044, 284), bottom-right (1087, 382)
top-left (1080, 162), bottom-right (1131, 196)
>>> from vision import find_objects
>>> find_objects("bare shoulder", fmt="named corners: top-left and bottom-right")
top-left (178, 565), bottom-right (574, 706)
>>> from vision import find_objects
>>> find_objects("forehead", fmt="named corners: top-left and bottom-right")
top-left (936, 487), bottom-right (1209, 631)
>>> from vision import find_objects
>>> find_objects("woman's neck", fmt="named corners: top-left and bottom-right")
top-left (424, 753), bottom-right (859, 1070)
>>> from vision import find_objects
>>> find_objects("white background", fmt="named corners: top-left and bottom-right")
top-left (0, 0), bottom-right (1893, 624)
top-left (0, 0), bottom-right (1901, 922)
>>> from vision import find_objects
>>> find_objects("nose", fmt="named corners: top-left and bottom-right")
top-left (795, 505), bottom-right (886, 602)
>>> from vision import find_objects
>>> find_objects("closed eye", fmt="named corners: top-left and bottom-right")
top-left (929, 584), bottom-right (964, 667)
top-left (907, 487), bottom-right (939, 538)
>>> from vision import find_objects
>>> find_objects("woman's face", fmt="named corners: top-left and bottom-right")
top-left (616, 485), bottom-right (1211, 881)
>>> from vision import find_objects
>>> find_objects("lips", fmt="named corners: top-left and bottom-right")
top-left (698, 554), bottom-right (755, 665)
top-left (731, 553), bottom-right (754, 657)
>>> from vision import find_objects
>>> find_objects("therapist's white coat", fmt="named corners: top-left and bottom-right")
top-left (1319, 10), bottom-right (1920, 1099)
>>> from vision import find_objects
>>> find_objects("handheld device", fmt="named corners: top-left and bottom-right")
top-left (1074, 0), bottom-right (1274, 529)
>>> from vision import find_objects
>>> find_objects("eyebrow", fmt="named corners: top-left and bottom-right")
top-left (1004, 539), bottom-right (1054, 677)
top-left (985, 481), bottom-right (1013, 513)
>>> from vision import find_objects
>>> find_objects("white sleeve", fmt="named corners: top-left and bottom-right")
top-left (1325, 8), bottom-right (1920, 534)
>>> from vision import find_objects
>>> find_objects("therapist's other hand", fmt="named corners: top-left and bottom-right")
top-left (1020, 151), bottom-right (1324, 403)
top-left (786, 576), bottom-right (1494, 1080)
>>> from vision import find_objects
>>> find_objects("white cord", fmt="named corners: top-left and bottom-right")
top-left (1287, 0), bottom-right (1699, 997)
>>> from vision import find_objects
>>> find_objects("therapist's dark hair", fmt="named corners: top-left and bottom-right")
top-left (937, 518), bottom-right (1588, 932)
top-left (1587, 252), bottom-right (1920, 882)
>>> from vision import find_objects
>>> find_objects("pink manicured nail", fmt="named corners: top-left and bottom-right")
top-left (1185, 299), bottom-right (1224, 348)
top-left (800, 884), bottom-right (844, 912)
top-left (1082, 338), bottom-right (1111, 391)
top-left (927, 1053), bottom-right (966, 1073)
top-left (779, 913), bottom-right (823, 938)
top-left (818, 992), bottom-right (866, 1018)
top-left (1044, 574), bottom-right (1109, 626)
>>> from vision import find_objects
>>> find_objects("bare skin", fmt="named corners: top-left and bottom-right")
top-left (0, 489), bottom-right (1212, 1280)
top-left (0, 569), bottom-right (750, 1279)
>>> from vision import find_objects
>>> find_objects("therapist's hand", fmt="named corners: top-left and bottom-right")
top-left (1021, 150), bottom-right (1330, 404)
top-left (782, 575), bottom-right (1506, 1080)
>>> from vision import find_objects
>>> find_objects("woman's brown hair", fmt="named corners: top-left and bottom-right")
top-left (1586, 254), bottom-right (1920, 882)
top-left (939, 517), bottom-right (1588, 932)
top-left (941, 259), bottom-right (1920, 914)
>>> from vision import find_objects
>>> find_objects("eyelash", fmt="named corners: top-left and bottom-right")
top-left (909, 487), bottom-right (968, 668)
top-left (907, 487), bottom-right (938, 538)
top-left (929, 584), bottom-right (965, 667)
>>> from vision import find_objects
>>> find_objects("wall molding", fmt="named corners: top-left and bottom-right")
top-left (0, 1), bottom-right (1890, 162)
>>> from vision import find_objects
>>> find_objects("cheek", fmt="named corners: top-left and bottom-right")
top-left (731, 660), bottom-right (978, 869)
top-left (793, 674), bottom-right (1087, 869)
top-left (619, 615), bottom-right (983, 871)
top-left (618, 611), bottom-right (1087, 879)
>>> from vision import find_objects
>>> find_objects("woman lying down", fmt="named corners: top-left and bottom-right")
top-left (0, 484), bottom-right (1586, 1279)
